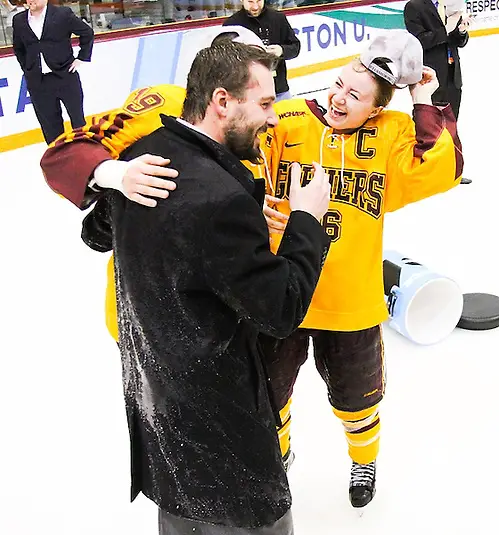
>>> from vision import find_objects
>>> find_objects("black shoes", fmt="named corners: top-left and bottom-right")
top-left (349, 461), bottom-right (376, 508)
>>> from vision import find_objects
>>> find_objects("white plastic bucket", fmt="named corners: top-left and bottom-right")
top-left (383, 251), bottom-right (464, 345)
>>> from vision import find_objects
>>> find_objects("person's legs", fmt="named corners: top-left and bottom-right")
top-left (58, 71), bottom-right (85, 130)
top-left (312, 326), bottom-right (385, 507)
top-left (430, 65), bottom-right (462, 120)
top-left (444, 69), bottom-right (471, 183)
top-left (448, 86), bottom-right (462, 121)
top-left (445, 63), bottom-right (462, 120)
top-left (430, 85), bottom-right (448, 107)
top-left (448, 85), bottom-right (470, 183)
top-left (28, 75), bottom-right (64, 144)
top-left (158, 509), bottom-right (294, 535)
top-left (261, 329), bottom-right (311, 466)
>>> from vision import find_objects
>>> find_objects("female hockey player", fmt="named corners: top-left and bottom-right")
top-left (257, 30), bottom-right (462, 509)
top-left (40, 30), bottom-right (463, 509)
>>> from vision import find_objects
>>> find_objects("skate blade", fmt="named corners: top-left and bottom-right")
top-left (354, 503), bottom-right (370, 518)
top-left (353, 492), bottom-right (376, 518)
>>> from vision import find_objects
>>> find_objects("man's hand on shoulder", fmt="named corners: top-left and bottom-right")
top-left (92, 155), bottom-right (179, 208)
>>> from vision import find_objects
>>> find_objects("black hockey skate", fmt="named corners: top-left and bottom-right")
top-left (349, 461), bottom-right (376, 508)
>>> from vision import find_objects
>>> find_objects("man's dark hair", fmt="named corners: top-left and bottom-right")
top-left (182, 41), bottom-right (277, 123)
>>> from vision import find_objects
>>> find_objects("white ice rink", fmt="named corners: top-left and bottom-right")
top-left (1, 34), bottom-right (498, 535)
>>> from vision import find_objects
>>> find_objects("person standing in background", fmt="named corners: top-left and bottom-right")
top-left (404, 0), bottom-right (471, 183)
top-left (12, 0), bottom-right (94, 144)
top-left (224, 0), bottom-right (300, 101)
top-left (0, 0), bottom-right (24, 44)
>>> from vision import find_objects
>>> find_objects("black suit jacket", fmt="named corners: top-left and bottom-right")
top-left (404, 0), bottom-right (468, 89)
top-left (81, 115), bottom-right (330, 527)
top-left (12, 4), bottom-right (94, 86)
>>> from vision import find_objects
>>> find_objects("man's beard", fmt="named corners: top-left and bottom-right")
top-left (224, 120), bottom-right (267, 165)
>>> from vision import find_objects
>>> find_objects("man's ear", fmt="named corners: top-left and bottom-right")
top-left (212, 87), bottom-right (230, 117)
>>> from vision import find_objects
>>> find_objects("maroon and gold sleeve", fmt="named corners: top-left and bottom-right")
top-left (384, 103), bottom-right (463, 212)
top-left (40, 84), bottom-right (186, 209)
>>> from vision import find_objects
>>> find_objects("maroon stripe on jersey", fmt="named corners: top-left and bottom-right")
top-left (306, 99), bottom-right (329, 126)
top-left (441, 104), bottom-right (464, 180)
top-left (413, 104), bottom-right (463, 180)
top-left (41, 138), bottom-right (112, 209)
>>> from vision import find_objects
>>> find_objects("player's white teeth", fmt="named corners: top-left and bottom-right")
top-left (331, 105), bottom-right (346, 116)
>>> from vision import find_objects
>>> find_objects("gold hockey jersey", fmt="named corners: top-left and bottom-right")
top-left (49, 85), bottom-right (186, 342)
top-left (44, 84), bottom-right (268, 341)
top-left (262, 98), bottom-right (463, 331)
top-left (47, 86), bottom-right (462, 339)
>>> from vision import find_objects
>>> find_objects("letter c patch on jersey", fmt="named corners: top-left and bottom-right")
top-left (355, 127), bottom-right (378, 159)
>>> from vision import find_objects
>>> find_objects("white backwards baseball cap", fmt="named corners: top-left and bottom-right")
top-left (445, 0), bottom-right (466, 17)
top-left (205, 25), bottom-right (265, 50)
top-left (360, 30), bottom-right (423, 87)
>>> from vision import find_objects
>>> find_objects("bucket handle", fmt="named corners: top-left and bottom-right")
top-left (387, 285), bottom-right (401, 317)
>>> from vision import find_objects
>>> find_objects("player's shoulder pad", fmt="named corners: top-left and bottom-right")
top-left (372, 109), bottom-right (413, 136)
top-left (123, 84), bottom-right (186, 116)
top-left (376, 109), bottom-right (412, 126)
top-left (145, 84), bottom-right (186, 103)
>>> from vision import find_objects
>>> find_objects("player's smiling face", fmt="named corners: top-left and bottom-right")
top-left (325, 62), bottom-right (381, 132)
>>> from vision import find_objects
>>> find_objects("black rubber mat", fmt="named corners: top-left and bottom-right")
top-left (457, 293), bottom-right (499, 331)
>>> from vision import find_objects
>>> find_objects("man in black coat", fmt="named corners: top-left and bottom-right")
top-left (224, 0), bottom-right (300, 101)
top-left (404, 0), bottom-right (468, 119)
top-left (404, 0), bottom-right (470, 183)
top-left (82, 42), bottom-right (331, 535)
top-left (12, 0), bottom-right (93, 144)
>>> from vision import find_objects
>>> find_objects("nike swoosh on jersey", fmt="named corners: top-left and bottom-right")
top-left (284, 141), bottom-right (303, 148)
